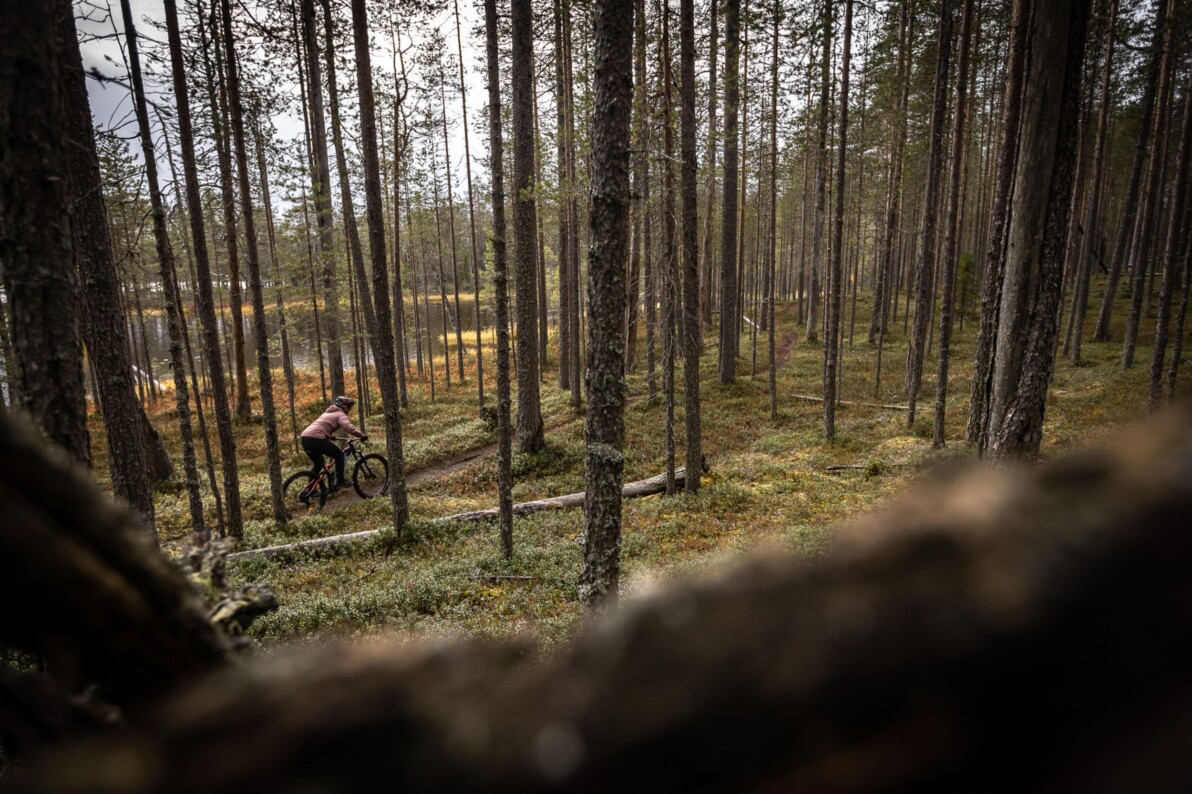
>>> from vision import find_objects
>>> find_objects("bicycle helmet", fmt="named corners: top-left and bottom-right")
top-left (333, 395), bottom-right (356, 410)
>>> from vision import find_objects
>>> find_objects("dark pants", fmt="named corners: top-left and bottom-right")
top-left (302, 436), bottom-right (345, 485)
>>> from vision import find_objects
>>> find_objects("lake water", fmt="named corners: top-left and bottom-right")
top-left (132, 297), bottom-right (491, 377)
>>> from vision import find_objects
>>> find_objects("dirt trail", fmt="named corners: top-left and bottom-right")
top-left (315, 310), bottom-right (803, 515)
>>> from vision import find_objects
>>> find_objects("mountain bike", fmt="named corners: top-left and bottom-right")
top-left (284, 437), bottom-right (389, 516)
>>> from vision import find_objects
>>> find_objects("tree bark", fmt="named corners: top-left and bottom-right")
top-left (349, 0), bottom-right (411, 530)
top-left (437, 53), bottom-right (468, 385)
top-left (767, 3), bottom-right (779, 424)
top-left (119, 0), bottom-right (206, 542)
top-left (718, 0), bottom-right (741, 384)
top-left (301, 0), bottom-right (345, 399)
top-left (932, 0), bottom-right (975, 449)
top-left (679, 0), bottom-right (701, 490)
top-left (967, 0), bottom-right (1029, 450)
top-left (454, 0), bottom-right (485, 407)
top-left (699, 0), bottom-right (719, 335)
top-left (206, 2), bottom-right (252, 422)
top-left (824, 0), bottom-right (851, 440)
top-left (1147, 69), bottom-right (1192, 409)
top-left (1068, 0), bottom-right (1118, 365)
top-left (1121, 0), bottom-right (1178, 369)
top-left (56, 0), bottom-right (155, 531)
top-left (661, 0), bottom-right (677, 494)
top-left (579, 0), bottom-right (633, 614)
top-left (806, 0), bottom-right (833, 345)
top-left (164, 0), bottom-right (243, 539)
top-left (991, 0), bottom-right (1091, 461)
top-left (0, 0), bottom-right (90, 465)
top-left (219, 0), bottom-right (287, 522)
top-left (1093, 0), bottom-right (1169, 342)
top-left (554, 0), bottom-right (572, 393)
top-left (873, 0), bottom-right (911, 395)
top-left (511, 0), bottom-right (545, 452)
top-left (905, 0), bottom-right (953, 428)
top-left (0, 413), bottom-right (228, 710)
top-left (484, 0), bottom-right (514, 557)
top-left (625, 0), bottom-right (649, 371)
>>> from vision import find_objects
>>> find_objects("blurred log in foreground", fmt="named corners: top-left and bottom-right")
top-left (7, 406), bottom-right (1192, 792)
top-left (0, 415), bottom-right (229, 712)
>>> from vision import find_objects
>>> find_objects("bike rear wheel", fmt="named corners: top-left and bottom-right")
top-left (352, 453), bottom-right (390, 499)
top-left (284, 470), bottom-right (327, 516)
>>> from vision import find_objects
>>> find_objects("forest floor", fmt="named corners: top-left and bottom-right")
top-left (89, 290), bottom-right (1184, 657)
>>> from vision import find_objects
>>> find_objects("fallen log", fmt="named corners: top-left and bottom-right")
top-left (445, 467), bottom-right (686, 523)
top-left (0, 415), bottom-right (230, 710)
top-left (790, 393), bottom-right (909, 411)
top-left (226, 468), bottom-right (687, 563)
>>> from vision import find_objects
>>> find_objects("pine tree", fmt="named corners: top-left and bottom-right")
top-left (349, 0), bottom-right (411, 529)
top-left (580, 0), bottom-right (634, 615)
top-left (511, 0), bottom-right (546, 452)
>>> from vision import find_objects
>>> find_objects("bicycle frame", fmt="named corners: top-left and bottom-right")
top-left (304, 438), bottom-right (362, 493)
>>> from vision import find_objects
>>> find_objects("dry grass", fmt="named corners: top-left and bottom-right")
top-left (87, 283), bottom-right (1187, 655)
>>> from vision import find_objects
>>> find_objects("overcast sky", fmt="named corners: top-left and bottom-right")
top-left (78, 0), bottom-right (490, 206)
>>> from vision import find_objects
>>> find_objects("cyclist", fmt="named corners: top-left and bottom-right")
top-left (300, 395), bottom-right (367, 493)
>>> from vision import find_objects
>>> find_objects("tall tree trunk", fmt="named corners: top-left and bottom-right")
top-left (1069, 0), bottom-right (1118, 365)
top-left (438, 55), bottom-right (468, 384)
top-left (219, 0), bottom-right (287, 523)
top-left (873, 0), bottom-right (911, 393)
top-left (718, 0), bottom-right (741, 384)
top-left (164, 0), bottom-right (243, 539)
top-left (119, 0), bottom-right (205, 542)
top-left (533, 72), bottom-right (549, 383)
top-left (1093, 0), bottom-right (1169, 342)
top-left (968, 0), bottom-right (1029, 450)
top-left (391, 58), bottom-right (410, 409)
top-left (430, 156), bottom-right (454, 391)
top-left (301, 0), bottom-right (345, 399)
top-left (349, 0), bottom-right (410, 530)
top-left (319, 0), bottom-right (380, 404)
top-left (932, 0), bottom-right (975, 449)
top-left (580, 0), bottom-right (633, 615)
top-left (206, 2), bottom-right (252, 421)
top-left (645, 65), bottom-right (657, 399)
top-left (807, 0), bottom-right (832, 345)
top-left (824, 0), bottom-right (851, 439)
top-left (511, 0), bottom-right (545, 452)
top-left (700, 0), bottom-right (719, 335)
top-left (484, 0), bottom-right (514, 556)
top-left (0, 0), bottom-right (90, 464)
top-left (555, 0), bottom-right (572, 393)
top-left (680, 0), bottom-right (701, 490)
top-left (662, 0), bottom-right (678, 495)
top-left (57, 0), bottom-right (155, 531)
top-left (1165, 211), bottom-right (1192, 398)
top-left (453, 0), bottom-right (484, 406)
top-left (1121, 0), bottom-right (1178, 368)
top-left (1147, 69), bottom-right (1192, 408)
top-left (905, 0), bottom-right (953, 428)
top-left (991, 0), bottom-right (1091, 461)
top-left (625, 0), bottom-right (648, 372)
top-left (252, 118), bottom-right (299, 452)
top-left (564, 2), bottom-right (583, 411)
top-left (767, 0), bottom-right (780, 423)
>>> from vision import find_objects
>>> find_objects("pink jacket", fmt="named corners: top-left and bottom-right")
top-left (301, 405), bottom-right (364, 440)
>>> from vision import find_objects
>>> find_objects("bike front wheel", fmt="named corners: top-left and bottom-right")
top-left (284, 470), bottom-right (327, 516)
top-left (352, 453), bottom-right (390, 499)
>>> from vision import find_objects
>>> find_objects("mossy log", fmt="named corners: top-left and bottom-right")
top-left (226, 467), bottom-right (689, 563)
